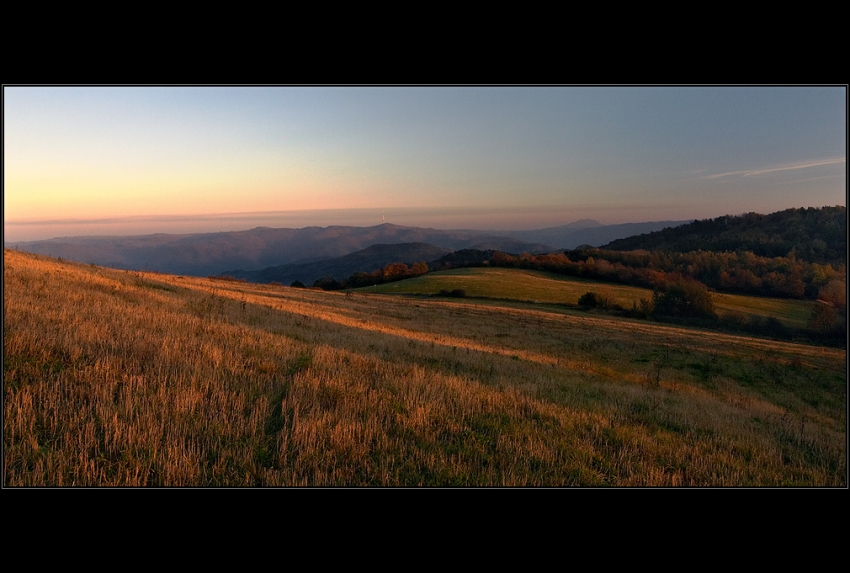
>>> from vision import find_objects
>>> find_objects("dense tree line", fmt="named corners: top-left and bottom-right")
top-left (310, 245), bottom-right (845, 303)
top-left (603, 206), bottom-right (846, 265)
top-left (484, 248), bottom-right (845, 302)
top-left (313, 261), bottom-right (430, 290)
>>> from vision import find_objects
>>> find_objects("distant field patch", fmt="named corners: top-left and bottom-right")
top-left (353, 267), bottom-right (648, 306)
top-left (711, 293), bottom-right (815, 329)
top-left (354, 267), bottom-right (817, 328)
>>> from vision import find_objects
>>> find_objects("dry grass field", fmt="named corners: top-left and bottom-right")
top-left (4, 249), bottom-right (846, 486)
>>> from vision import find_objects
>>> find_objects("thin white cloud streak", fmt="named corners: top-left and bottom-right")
top-left (702, 157), bottom-right (845, 179)
top-left (783, 174), bottom-right (846, 184)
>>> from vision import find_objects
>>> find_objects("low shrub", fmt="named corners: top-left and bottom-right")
top-left (437, 289), bottom-right (466, 298)
top-left (652, 278), bottom-right (715, 319)
top-left (578, 291), bottom-right (614, 310)
top-left (578, 291), bottom-right (599, 308)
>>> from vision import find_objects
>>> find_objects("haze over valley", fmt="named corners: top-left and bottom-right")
top-left (4, 218), bottom-right (691, 277)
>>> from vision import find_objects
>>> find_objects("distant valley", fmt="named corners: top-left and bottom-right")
top-left (5, 219), bottom-right (689, 277)
top-left (223, 242), bottom-right (452, 286)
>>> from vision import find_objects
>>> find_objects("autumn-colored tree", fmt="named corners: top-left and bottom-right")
top-left (652, 278), bottom-right (715, 318)
top-left (819, 279), bottom-right (847, 311)
top-left (383, 263), bottom-right (410, 279)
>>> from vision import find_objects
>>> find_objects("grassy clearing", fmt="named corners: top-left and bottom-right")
top-left (356, 267), bottom-right (818, 329)
top-left (712, 292), bottom-right (814, 328)
top-left (4, 250), bottom-right (846, 486)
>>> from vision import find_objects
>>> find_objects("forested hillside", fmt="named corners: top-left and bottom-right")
top-left (603, 207), bottom-right (846, 265)
top-left (222, 243), bottom-right (451, 286)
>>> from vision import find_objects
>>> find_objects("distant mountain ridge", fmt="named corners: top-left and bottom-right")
top-left (224, 243), bottom-right (453, 285)
top-left (5, 218), bottom-right (695, 277)
top-left (5, 224), bottom-right (550, 277)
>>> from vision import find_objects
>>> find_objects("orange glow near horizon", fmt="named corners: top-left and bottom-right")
top-left (5, 86), bottom-right (845, 241)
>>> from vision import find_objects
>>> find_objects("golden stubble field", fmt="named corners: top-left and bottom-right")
top-left (4, 249), bottom-right (846, 486)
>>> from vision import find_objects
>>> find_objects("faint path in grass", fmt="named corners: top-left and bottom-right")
top-left (186, 277), bottom-right (844, 379)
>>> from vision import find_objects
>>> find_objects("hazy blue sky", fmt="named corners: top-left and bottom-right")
top-left (4, 86), bottom-right (846, 241)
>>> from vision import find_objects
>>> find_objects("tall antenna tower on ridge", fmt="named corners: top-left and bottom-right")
top-left (382, 211), bottom-right (385, 224)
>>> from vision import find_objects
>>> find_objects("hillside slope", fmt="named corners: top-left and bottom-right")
top-left (4, 249), bottom-right (845, 486)
top-left (224, 242), bottom-right (452, 285)
top-left (603, 206), bottom-right (846, 264)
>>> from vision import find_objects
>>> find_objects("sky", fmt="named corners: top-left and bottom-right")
top-left (4, 86), bottom-right (846, 242)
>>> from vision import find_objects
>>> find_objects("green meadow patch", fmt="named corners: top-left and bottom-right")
top-left (354, 267), bottom-right (818, 329)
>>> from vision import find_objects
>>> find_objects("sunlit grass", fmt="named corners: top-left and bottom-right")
top-left (4, 250), bottom-right (846, 486)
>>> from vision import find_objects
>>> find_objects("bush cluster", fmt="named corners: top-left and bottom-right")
top-left (437, 289), bottom-right (467, 298)
top-left (651, 278), bottom-right (715, 319)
